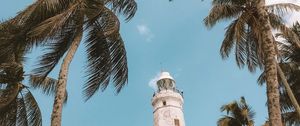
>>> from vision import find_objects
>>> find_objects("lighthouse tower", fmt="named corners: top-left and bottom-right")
top-left (151, 72), bottom-right (185, 126)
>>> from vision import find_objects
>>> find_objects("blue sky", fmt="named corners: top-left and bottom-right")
top-left (2, 0), bottom-right (299, 126)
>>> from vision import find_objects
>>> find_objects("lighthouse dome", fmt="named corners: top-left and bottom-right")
top-left (156, 72), bottom-right (176, 91)
top-left (158, 72), bottom-right (174, 80)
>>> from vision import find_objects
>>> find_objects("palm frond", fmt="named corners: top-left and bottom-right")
top-left (0, 83), bottom-right (20, 109)
top-left (217, 116), bottom-right (240, 126)
top-left (259, 62), bottom-right (300, 118)
top-left (83, 6), bottom-right (128, 101)
top-left (221, 101), bottom-right (243, 120)
top-left (86, 6), bottom-right (120, 36)
top-left (234, 24), bottom-right (247, 70)
top-left (245, 29), bottom-right (262, 72)
top-left (29, 75), bottom-right (57, 95)
top-left (31, 22), bottom-right (79, 80)
top-left (268, 12), bottom-right (284, 28)
top-left (280, 90), bottom-right (295, 113)
top-left (262, 121), bottom-right (270, 126)
top-left (267, 3), bottom-right (300, 17)
top-left (289, 48), bottom-right (300, 62)
top-left (271, 21), bottom-right (300, 48)
top-left (220, 12), bottom-right (250, 64)
top-left (220, 20), bottom-right (238, 59)
top-left (221, 101), bottom-right (238, 114)
top-left (212, 0), bottom-right (246, 6)
top-left (16, 97), bottom-right (28, 126)
top-left (220, 16), bottom-right (262, 72)
top-left (9, 0), bottom-right (74, 49)
top-left (278, 63), bottom-right (300, 112)
top-left (107, 0), bottom-right (137, 20)
top-left (219, 97), bottom-right (255, 126)
top-left (29, 75), bottom-right (68, 103)
top-left (282, 111), bottom-right (300, 126)
top-left (0, 99), bottom-right (17, 126)
top-left (83, 22), bottom-right (112, 101)
top-left (107, 34), bottom-right (128, 93)
top-left (24, 91), bottom-right (42, 126)
top-left (257, 71), bottom-right (265, 86)
top-left (204, 4), bottom-right (242, 28)
top-left (12, 0), bottom-right (72, 26)
top-left (0, 22), bottom-right (28, 63)
top-left (28, 3), bottom-right (80, 43)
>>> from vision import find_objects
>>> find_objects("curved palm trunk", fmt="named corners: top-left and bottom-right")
top-left (50, 28), bottom-right (83, 126)
top-left (277, 64), bottom-right (300, 117)
top-left (257, 0), bottom-right (282, 125)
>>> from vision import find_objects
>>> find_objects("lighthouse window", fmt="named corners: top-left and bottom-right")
top-left (163, 101), bottom-right (166, 106)
top-left (174, 119), bottom-right (180, 126)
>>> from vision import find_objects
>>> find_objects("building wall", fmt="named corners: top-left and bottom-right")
top-left (152, 90), bottom-right (185, 126)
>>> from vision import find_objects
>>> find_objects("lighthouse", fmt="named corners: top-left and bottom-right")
top-left (151, 72), bottom-right (185, 126)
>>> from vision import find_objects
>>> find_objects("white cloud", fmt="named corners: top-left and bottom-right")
top-left (137, 24), bottom-right (155, 42)
top-left (266, 0), bottom-right (300, 26)
top-left (148, 72), bottom-right (160, 91)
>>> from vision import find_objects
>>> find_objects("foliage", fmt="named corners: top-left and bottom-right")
top-left (11, 0), bottom-right (137, 101)
top-left (204, 0), bottom-right (300, 72)
top-left (258, 23), bottom-right (300, 125)
top-left (0, 19), bottom-right (64, 125)
top-left (217, 97), bottom-right (255, 126)
top-left (0, 64), bottom-right (42, 126)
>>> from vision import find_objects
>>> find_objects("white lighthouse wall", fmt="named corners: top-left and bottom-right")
top-left (153, 107), bottom-right (185, 126)
top-left (152, 90), bottom-right (185, 126)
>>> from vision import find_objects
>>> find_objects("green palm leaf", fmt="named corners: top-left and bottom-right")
top-left (107, 0), bottom-right (137, 20)
top-left (24, 91), bottom-right (42, 126)
top-left (204, 4), bottom-right (242, 28)
top-left (218, 97), bottom-right (255, 126)
top-left (266, 3), bottom-right (300, 16)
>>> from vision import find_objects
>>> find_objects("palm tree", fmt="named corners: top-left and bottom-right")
top-left (258, 62), bottom-right (300, 126)
top-left (0, 63), bottom-right (42, 126)
top-left (257, 22), bottom-right (300, 120)
top-left (217, 97), bottom-right (255, 126)
top-left (279, 63), bottom-right (300, 126)
top-left (0, 22), bottom-right (41, 126)
top-left (262, 23), bottom-right (300, 125)
top-left (204, 0), bottom-right (300, 125)
top-left (11, 0), bottom-right (137, 125)
top-left (0, 20), bottom-right (67, 126)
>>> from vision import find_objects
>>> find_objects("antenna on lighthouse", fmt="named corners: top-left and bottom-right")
top-left (160, 62), bottom-right (164, 72)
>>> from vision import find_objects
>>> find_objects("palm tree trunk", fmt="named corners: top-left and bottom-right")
top-left (50, 28), bottom-right (83, 126)
top-left (257, 0), bottom-right (282, 125)
top-left (277, 64), bottom-right (300, 117)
